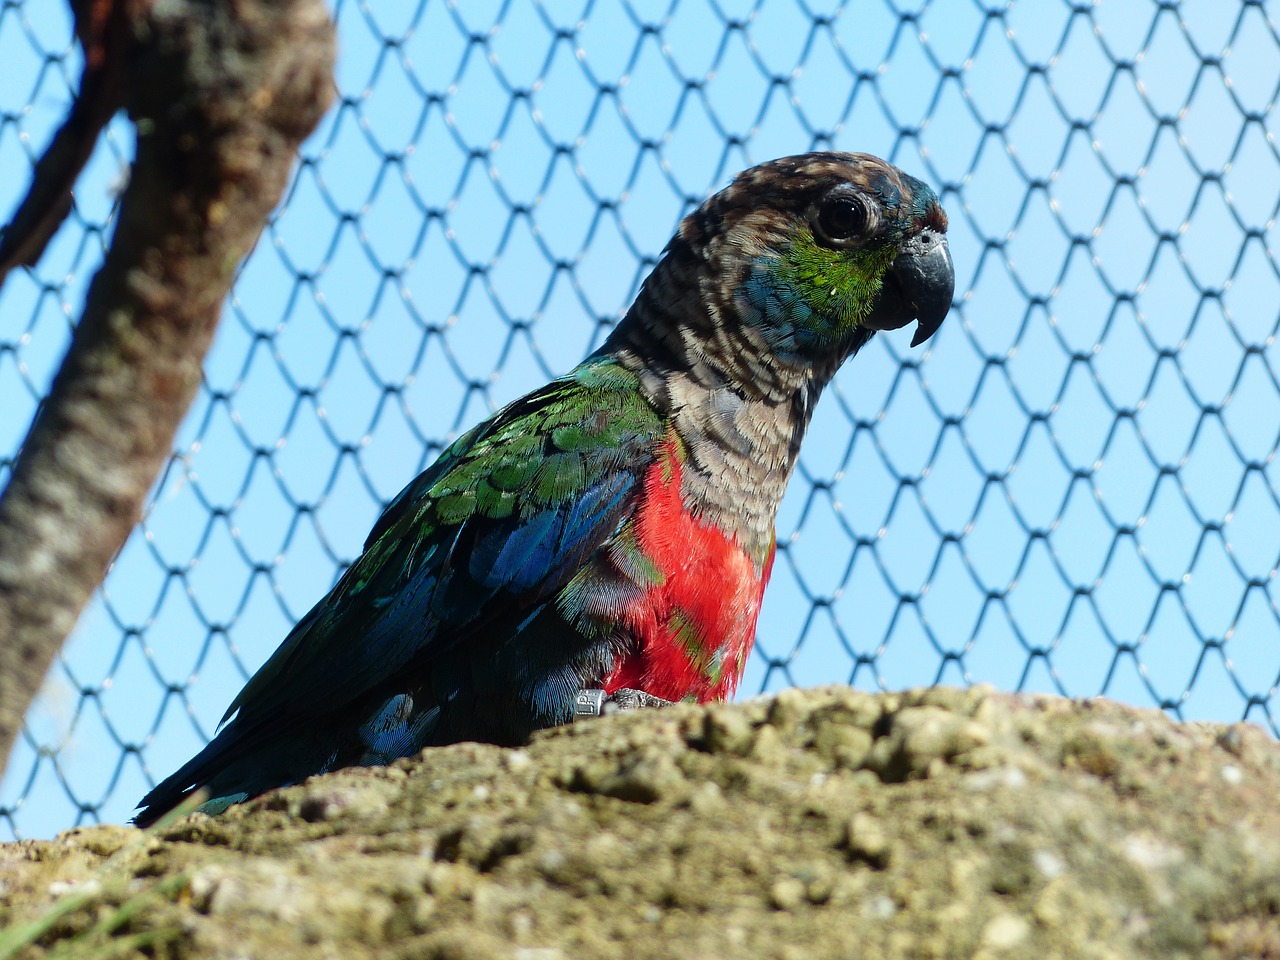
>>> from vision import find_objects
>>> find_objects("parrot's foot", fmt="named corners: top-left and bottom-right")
top-left (572, 688), bottom-right (674, 719)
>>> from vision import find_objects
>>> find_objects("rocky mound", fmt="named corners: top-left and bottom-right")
top-left (2, 686), bottom-right (1278, 959)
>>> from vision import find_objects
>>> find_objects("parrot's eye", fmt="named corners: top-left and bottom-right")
top-left (814, 192), bottom-right (876, 246)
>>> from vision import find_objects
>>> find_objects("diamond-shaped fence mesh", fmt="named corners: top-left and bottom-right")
top-left (1, 0), bottom-right (1277, 839)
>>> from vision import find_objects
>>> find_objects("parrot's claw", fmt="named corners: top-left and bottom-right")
top-left (606, 688), bottom-right (675, 712)
top-left (572, 687), bottom-right (674, 720)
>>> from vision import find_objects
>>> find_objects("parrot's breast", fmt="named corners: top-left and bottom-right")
top-left (603, 435), bottom-right (775, 701)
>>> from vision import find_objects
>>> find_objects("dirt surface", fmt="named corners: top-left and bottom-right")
top-left (2, 685), bottom-right (1278, 959)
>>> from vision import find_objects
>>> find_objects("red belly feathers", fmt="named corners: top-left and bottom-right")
top-left (603, 436), bottom-right (775, 702)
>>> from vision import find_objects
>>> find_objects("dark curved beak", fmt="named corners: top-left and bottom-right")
top-left (865, 228), bottom-right (954, 347)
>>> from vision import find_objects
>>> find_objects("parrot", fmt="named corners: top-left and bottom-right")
top-left (133, 151), bottom-right (953, 827)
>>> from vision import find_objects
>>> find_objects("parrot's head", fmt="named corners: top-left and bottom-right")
top-left (645, 152), bottom-right (953, 392)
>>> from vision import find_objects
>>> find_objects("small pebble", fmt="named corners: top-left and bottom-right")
top-left (863, 895), bottom-right (896, 919)
top-left (982, 913), bottom-right (1030, 950)
top-left (503, 750), bottom-right (533, 772)
top-left (769, 877), bottom-right (806, 911)
top-left (1033, 848), bottom-right (1066, 879)
top-left (842, 812), bottom-right (891, 868)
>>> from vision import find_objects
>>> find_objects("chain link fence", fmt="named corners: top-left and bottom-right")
top-left (1, 0), bottom-right (1276, 840)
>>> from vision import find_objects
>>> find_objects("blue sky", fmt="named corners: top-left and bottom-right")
top-left (1, 0), bottom-right (1276, 839)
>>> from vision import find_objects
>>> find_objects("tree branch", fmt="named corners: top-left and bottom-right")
top-left (0, 0), bottom-right (336, 771)
top-left (0, 0), bottom-right (128, 281)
